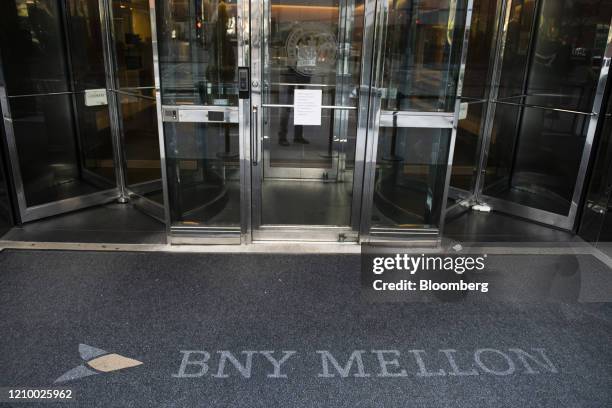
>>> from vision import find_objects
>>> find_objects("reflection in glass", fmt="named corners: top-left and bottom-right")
top-left (156, 0), bottom-right (241, 227)
top-left (497, 0), bottom-right (536, 99)
top-left (73, 92), bottom-right (117, 186)
top-left (462, 0), bottom-right (500, 100)
top-left (0, 0), bottom-right (70, 95)
top-left (483, 0), bottom-right (611, 219)
top-left (447, 0), bottom-right (500, 207)
top-left (156, 0), bottom-right (238, 106)
top-left (485, 106), bottom-right (588, 215)
top-left (371, 128), bottom-right (451, 228)
top-left (524, 0), bottom-right (612, 111)
top-left (112, 0), bottom-right (155, 89)
top-left (66, 0), bottom-right (107, 91)
top-left (164, 123), bottom-right (240, 226)
top-left (118, 91), bottom-right (162, 202)
top-left (580, 90), bottom-right (612, 243)
top-left (380, 0), bottom-right (467, 112)
top-left (258, 0), bottom-right (363, 227)
top-left (483, 102), bottom-right (521, 194)
top-left (449, 101), bottom-right (484, 200)
top-left (11, 94), bottom-right (115, 207)
top-left (111, 0), bottom-right (162, 206)
top-left (1, 0), bottom-right (119, 213)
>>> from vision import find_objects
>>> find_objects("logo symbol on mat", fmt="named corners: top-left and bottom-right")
top-left (54, 344), bottom-right (143, 383)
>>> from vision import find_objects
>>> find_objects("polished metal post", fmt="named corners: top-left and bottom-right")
top-left (445, 0), bottom-right (506, 219)
top-left (358, 0), bottom-right (388, 241)
top-left (148, 0), bottom-right (172, 238)
top-left (238, 0), bottom-right (252, 243)
top-left (250, 0), bottom-right (263, 234)
top-left (473, 0), bottom-right (512, 203)
top-left (99, 0), bottom-right (129, 203)
top-left (438, 0), bottom-right (475, 240)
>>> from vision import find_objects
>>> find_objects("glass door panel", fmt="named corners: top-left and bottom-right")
top-left (364, 0), bottom-right (470, 240)
top-left (381, 0), bottom-right (466, 112)
top-left (447, 0), bottom-right (501, 210)
top-left (251, 0), bottom-right (366, 239)
top-left (371, 127), bottom-right (452, 228)
top-left (153, 0), bottom-right (244, 243)
top-left (110, 0), bottom-right (164, 219)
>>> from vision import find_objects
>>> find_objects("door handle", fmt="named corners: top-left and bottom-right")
top-left (251, 105), bottom-right (259, 165)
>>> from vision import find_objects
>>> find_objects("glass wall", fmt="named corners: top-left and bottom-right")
top-left (0, 0), bottom-right (117, 218)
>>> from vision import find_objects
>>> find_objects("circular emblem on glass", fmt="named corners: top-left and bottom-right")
top-left (286, 23), bottom-right (337, 76)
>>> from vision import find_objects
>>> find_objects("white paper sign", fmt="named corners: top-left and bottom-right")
top-left (459, 102), bottom-right (469, 120)
top-left (84, 89), bottom-right (108, 107)
top-left (294, 89), bottom-right (322, 126)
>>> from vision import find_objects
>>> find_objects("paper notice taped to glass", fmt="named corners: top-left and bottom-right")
top-left (294, 89), bottom-right (322, 126)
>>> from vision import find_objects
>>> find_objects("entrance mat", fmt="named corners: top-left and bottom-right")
top-left (0, 250), bottom-right (611, 407)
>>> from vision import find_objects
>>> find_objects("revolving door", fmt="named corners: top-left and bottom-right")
top-left (447, 0), bottom-right (612, 232)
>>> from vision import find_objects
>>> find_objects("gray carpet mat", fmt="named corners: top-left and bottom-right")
top-left (0, 250), bottom-right (611, 407)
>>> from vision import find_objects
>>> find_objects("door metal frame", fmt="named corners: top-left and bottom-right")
top-left (360, 0), bottom-right (474, 243)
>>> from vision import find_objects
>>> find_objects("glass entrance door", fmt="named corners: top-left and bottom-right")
top-left (250, 0), bottom-right (369, 241)
top-left (151, 0), bottom-right (247, 244)
top-left (360, 0), bottom-right (473, 242)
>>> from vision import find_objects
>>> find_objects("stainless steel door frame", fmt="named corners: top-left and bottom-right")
top-left (249, 0), bottom-right (371, 242)
top-left (473, 5), bottom-right (612, 231)
top-left (359, 0), bottom-right (475, 243)
top-left (0, 0), bottom-right (124, 224)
